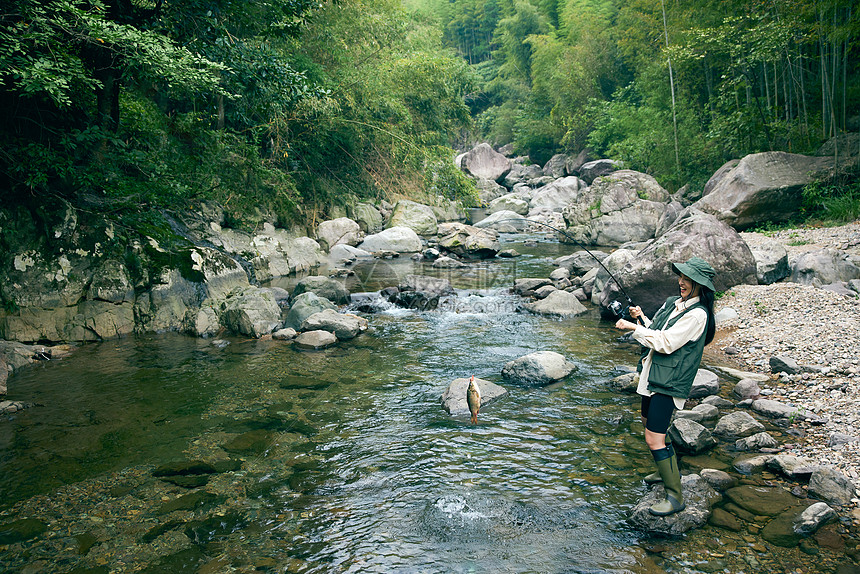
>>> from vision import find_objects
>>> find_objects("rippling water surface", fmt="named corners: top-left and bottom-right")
top-left (0, 235), bottom-right (848, 573)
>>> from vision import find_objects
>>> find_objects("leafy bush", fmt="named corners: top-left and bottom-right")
top-left (802, 176), bottom-right (860, 224)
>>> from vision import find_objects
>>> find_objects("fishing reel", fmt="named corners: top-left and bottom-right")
top-left (607, 300), bottom-right (630, 321)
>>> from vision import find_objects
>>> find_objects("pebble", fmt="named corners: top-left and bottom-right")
top-left (715, 222), bottom-right (860, 495)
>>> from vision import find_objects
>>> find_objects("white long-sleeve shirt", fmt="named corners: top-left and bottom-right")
top-left (633, 296), bottom-right (707, 410)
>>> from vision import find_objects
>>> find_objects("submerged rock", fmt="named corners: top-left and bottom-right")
top-left (522, 290), bottom-right (588, 318)
top-left (627, 474), bottom-right (721, 535)
top-left (440, 377), bottom-right (508, 416)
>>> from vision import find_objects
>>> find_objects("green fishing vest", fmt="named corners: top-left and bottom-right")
top-left (637, 296), bottom-right (707, 399)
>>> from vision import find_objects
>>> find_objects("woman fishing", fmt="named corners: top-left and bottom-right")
top-left (614, 256), bottom-right (717, 516)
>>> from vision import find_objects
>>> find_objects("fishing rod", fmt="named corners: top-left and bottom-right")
top-left (492, 217), bottom-right (639, 320)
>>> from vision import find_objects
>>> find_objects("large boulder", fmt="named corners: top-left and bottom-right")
top-left (476, 178), bottom-right (507, 204)
top-left (386, 200), bottom-right (438, 236)
top-left (472, 211), bottom-right (528, 232)
top-left (522, 290), bottom-right (588, 318)
top-left (561, 171), bottom-right (670, 245)
top-left (221, 287), bottom-right (281, 338)
top-left (501, 351), bottom-right (577, 385)
top-left (578, 159), bottom-right (623, 184)
top-left (315, 217), bottom-right (363, 251)
top-left (750, 240), bottom-right (790, 284)
top-left (300, 309), bottom-right (368, 340)
top-left (441, 377), bottom-right (508, 416)
top-left (528, 177), bottom-right (587, 215)
top-left (292, 276), bottom-right (350, 305)
top-left (437, 223), bottom-right (500, 259)
top-left (357, 226), bottom-right (423, 253)
top-left (694, 151), bottom-right (834, 230)
top-left (285, 292), bottom-right (337, 330)
top-left (459, 143), bottom-right (512, 182)
top-left (348, 202), bottom-right (384, 233)
top-left (596, 209), bottom-right (758, 317)
top-left (488, 193), bottom-right (530, 215)
top-left (789, 248), bottom-right (860, 286)
top-left (542, 153), bottom-right (571, 178)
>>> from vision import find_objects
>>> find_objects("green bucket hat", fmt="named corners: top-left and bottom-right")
top-left (672, 256), bottom-right (716, 292)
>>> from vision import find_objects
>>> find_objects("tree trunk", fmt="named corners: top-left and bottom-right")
top-left (660, 0), bottom-right (679, 170)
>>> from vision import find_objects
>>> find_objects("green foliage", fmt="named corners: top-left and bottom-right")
top-left (802, 176), bottom-right (860, 224)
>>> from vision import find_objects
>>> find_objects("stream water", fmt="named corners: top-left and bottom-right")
top-left (0, 235), bottom-right (854, 573)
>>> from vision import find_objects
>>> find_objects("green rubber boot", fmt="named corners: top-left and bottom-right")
top-left (643, 441), bottom-right (673, 484)
top-left (648, 446), bottom-right (685, 516)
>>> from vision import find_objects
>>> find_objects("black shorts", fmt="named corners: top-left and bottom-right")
top-left (640, 393), bottom-right (676, 434)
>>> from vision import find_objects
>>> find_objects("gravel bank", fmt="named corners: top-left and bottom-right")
top-left (707, 222), bottom-right (860, 494)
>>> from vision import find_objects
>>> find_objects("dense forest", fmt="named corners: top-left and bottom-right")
top-left (1, 0), bottom-right (857, 232)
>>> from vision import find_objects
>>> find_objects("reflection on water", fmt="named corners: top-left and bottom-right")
top-left (0, 236), bottom-right (849, 573)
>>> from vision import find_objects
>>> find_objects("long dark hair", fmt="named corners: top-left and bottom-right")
top-left (699, 286), bottom-right (716, 346)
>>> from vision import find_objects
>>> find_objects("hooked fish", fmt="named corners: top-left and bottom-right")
top-left (466, 376), bottom-right (481, 424)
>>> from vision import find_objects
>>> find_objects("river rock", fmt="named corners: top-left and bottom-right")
top-left (472, 210), bottom-right (528, 233)
top-left (693, 151), bottom-right (834, 230)
top-left (549, 268), bottom-right (570, 282)
top-left (750, 241), bottom-right (790, 284)
top-left (316, 217), bottom-right (363, 251)
top-left (221, 287), bottom-right (281, 338)
top-left (702, 395), bottom-right (734, 408)
top-left (292, 276), bottom-right (350, 305)
top-left (440, 377), bottom-right (508, 416)
top-left (733, 454), bottom-right (774, 475)
top-left (608, 372), bottom-right (638, 393)
top-left (714, 307), bottom-right (739, 326)
top-left (392, 274), bottom-right (455, 310)
top-left (459, 143), bottom-right (512, 182)
top-left (300, 309), bottom-right (368, 340)
top-left (690, 403), bottom-right (719, 421)
top-left (285, 292), bottom-right (337, 330)
top-left (752, 398), bottom-right (801, 420)
top-left (724, 484), bottom-right (797, 516)
top-left (348, 202), bottom-right (384, 233)
top-left (761, 506), bottom-right (812, 547)
top-left (709, 508), bottom-right (743, 531)
top-left (700, 469), bottom-right (736, 491)
top-left (689, 369), bottom-right (719, 399)
top-left (329, 244), bottom-right (372, 264)
top-left (828, 433), bottom-right (859, 447)
top-left (294, 330), bottom-right (337, 350)
top-left (501, 351), bottom-right (577, 385)
top-left (554, 250), bottom-right (608, 276)
top-left (596, 209), bottom-right (758, 317)
top-left (437, 222), bottom-right (500, 259)
top-left (627, 474), bottom-right (721, 535)
top-left (561, 170), bottom-right (669, 245)
top-left (273, 328), bottom-right (297, 340)
top-left (522, 290), bottom-right (588, 318)
top-left (387, 200), bottom-right (438, 236)
top-left (769, 355), bottom-right (801, 374)
top-left (528, 177), bottom-right (586, 215)
top-left (578, 159), bottom-right (623, 184)
top-left (503, 163), bottom-right (544, 188)
top-left (513, 278), bottom-right (551, 296)
top-left (542, 153), bottom-right (570, 178)
top-left (235, 228), bottom-right (325, 281)
top-left (475, 178), bottom-right (507, 204)
top-left (714, 411), bottom-right (765, 440)
top-left (808, 466), bottom-right (856, 506)
top-left (790, 247), bottom-right (860, 286)
top-left (794, 502), bottom-right (837, 537)
top-left (767, 454), bottom-right (816, 480)
top-left (488, 193), bottom-right (530, 215)
top-left (533, 285), bottom-right (557, 300)
top-left (358, 226), bottom-right (423, 253)
top-left (733, 378), bottom-right (761, 399)
top-left (669, 418), bottom-right (717, 455)
top-left (735, 432), bottom-right (779, 451)
top-left (675, 410), bottom-right (704, 423)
